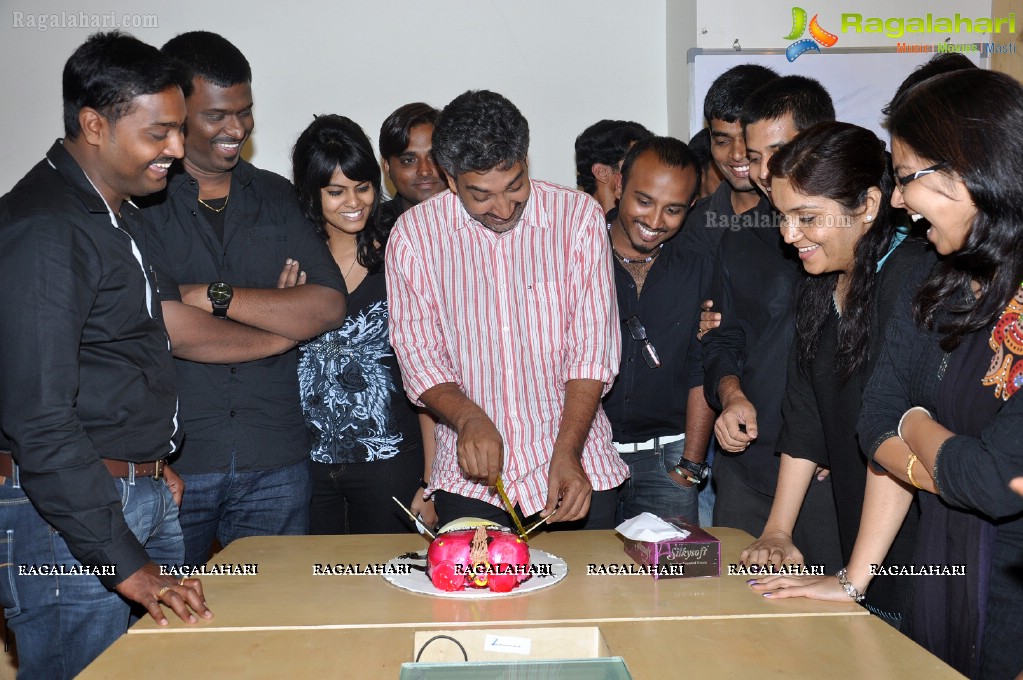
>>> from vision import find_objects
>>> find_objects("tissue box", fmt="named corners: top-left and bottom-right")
top-left (622, 518), bottom-right (720, 579)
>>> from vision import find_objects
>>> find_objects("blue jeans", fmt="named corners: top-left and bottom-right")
top-left (616, 438), bottom-right (699, 525)
top-left (0, 468), bottom-right (182, 680)
top-left (179, 457), bottom-right (310, 566)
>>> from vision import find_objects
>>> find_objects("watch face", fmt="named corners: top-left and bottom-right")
top-left (208, 282), bottom-right (233, 304)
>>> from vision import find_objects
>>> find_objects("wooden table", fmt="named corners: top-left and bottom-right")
top-left (83, 528), bottom-right (964, 678)
top-left (128, 527), bottom-right (866, 634)
top-left (82, 616), bottom-right (963, 679)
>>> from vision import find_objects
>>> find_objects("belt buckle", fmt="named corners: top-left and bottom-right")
top-left (152, 459), bottom-right (164, 480)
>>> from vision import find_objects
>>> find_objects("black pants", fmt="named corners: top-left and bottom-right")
top-left (309, 447), bottom-right (423, 535)
top-left (434, 488), bottom-right (618, 531)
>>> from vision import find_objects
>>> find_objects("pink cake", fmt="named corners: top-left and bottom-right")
top-left (426, 520), bottom-right (531, 592)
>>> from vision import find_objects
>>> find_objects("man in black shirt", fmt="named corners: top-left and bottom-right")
top-left (604, 137), bottom-right (714, 525)
top-left (680, 65), bottom-right (778, 527)
top-left (681, 65), bottom-right (778, 262)
top-left (0, 33), bottom-right (212, 678)
top-left (697, 75), bottom-right (842, 572)
top-left (142, 32), bottom-right (346, 565)
top-left (377, 102), bottom-right (445, 233)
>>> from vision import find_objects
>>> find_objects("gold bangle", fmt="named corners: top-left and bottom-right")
top-left (906, 453), bottom-right (923, 489)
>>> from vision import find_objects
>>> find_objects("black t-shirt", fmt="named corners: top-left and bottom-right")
top-left (298, 264), bottom-right (422, 464)
top-left (779, 238), bottom-right (934, 617)
top-left (198, 195), bottom-right (228, 243)
top-left (698, 188), bottom-right (799, 495)
top-left (141, 160), bottom-right (346, 474)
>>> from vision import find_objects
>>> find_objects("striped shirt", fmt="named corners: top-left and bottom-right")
top-left (386, 179), bottom-right (626, 515)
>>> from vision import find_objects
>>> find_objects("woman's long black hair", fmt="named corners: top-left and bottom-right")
top-left (887, 70), bottom-right (1023, 351)
top-left (769, 121), bottom-right (900, 380)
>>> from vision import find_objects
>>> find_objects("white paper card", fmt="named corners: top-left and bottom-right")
top-left (483, 634), bottom-right (532, 656)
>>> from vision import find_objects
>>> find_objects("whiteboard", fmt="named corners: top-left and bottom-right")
top-left (688, 48), bottom-right (984, 146)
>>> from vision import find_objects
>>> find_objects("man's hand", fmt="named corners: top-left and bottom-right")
top-left (715, 397), bottom-right (758, 451)
top-left (164, 465), bottom-right (184, 507)
top-left (542, 448), bottom-right (592, 522)
top-left (697, 299), bottom-right (722, 339)
top-left (276, 258), bottom-right (306, 288)
top-left (715, 378), bottom-right (758, 452)
top-left (455, 413), bottom-right (504, 487)
top-left (740, 529), bottom-right (804, 568)
top-left (410, 491), bottom-right (438, 531)
top-left (114, 562), bottom-right (213, 626)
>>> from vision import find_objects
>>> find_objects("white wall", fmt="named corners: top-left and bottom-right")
top-left (2, 0), bottom-right (1002, 195)
top-left (666, 0), bottom-right (699, 141)
top-left (0, 0), bottom-right (669, 194)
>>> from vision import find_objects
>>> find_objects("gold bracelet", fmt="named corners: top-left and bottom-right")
top-left (906, 453), bottom-right (923, 489)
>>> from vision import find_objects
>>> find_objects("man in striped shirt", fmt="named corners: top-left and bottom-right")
top-left (386, 90), bottom-right (627, 529)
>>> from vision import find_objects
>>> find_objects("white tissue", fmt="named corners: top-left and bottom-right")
top-left (615, 512), bottom-right (691, 541)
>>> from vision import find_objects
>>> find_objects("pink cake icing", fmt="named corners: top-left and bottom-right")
top-left (426, 522), bottom-right (531, 592)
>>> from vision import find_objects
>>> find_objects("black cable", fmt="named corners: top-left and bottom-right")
top-left (415, 634), bottom-right (469, 663)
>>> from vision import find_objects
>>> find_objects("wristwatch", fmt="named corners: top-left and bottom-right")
top-left (674, 457), bottom-right (710, 481)
top-left (207, 282), bottom-right (234, 318)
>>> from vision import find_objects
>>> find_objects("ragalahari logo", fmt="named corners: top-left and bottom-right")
top-left (784, 7), bottom-right (839, 61)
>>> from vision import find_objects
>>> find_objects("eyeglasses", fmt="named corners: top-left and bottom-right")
top-left (625, 316), bottom-right (661, 369)
top-left (895, 161), bottom-right (949, 189)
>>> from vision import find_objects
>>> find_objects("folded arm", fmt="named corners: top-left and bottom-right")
top-left (179, 282), bottom-right (345, 341)
top-left (162, 300), bottom-right (297, 363)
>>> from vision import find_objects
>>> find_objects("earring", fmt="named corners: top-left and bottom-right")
top-left (864, 215), bottom-right (873, 222)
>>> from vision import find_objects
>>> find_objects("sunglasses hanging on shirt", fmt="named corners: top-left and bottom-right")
top-left (625, 316), bottom-right (661, 369)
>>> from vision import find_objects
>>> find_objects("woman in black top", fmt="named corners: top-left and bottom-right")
top-left (739, 122), bottom-right (932, 628)
top-left (292, 115), bottom-right (436, 534)
top-left (757, 71), bottom-right (1023, 679)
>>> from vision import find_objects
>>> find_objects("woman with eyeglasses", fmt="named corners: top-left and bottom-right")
top-left (754, 70), bottom-right (1023, 679)
top-left (292, 115), bottom-right (437, 535)
top-left (738, 121), bottom-right (933, 629)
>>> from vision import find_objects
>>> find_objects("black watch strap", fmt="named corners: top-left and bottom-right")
top-left (675, 457), bottom-right (709, 480)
